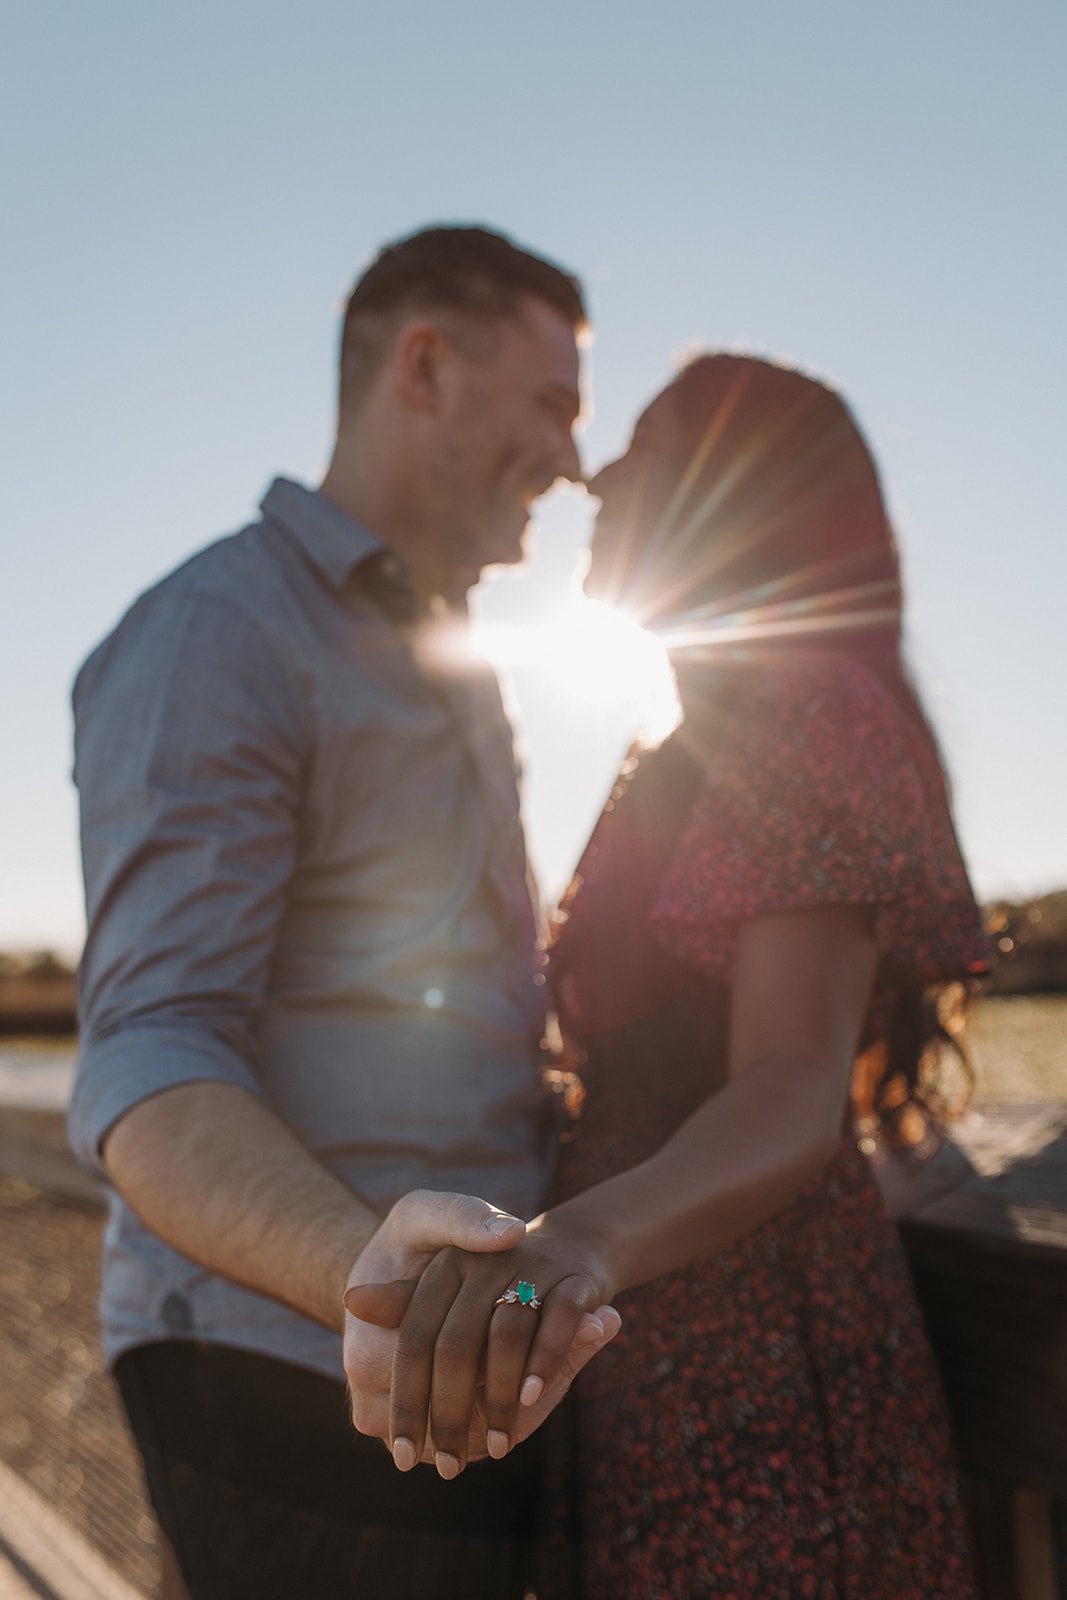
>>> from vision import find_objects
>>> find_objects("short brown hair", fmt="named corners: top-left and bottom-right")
top-left (337, 224), bottom-right (587, 416)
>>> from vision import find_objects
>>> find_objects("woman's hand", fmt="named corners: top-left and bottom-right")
top-left (345, 1214), bottom-right (617, 1478)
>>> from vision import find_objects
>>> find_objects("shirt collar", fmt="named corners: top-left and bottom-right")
top-left (260, 477), bottom-right (391, 592)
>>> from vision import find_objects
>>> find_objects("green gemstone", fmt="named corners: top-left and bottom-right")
top-left (516, 1281), bottom-right (535, 1305)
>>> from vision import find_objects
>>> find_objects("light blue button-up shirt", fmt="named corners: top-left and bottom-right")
top-left (70, 479), bottom-right (551, 1380)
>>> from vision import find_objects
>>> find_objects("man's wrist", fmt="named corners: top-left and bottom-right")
top-left (326, 1215), bottom-right (386, 1330)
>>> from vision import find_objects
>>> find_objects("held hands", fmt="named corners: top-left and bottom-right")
top-left (343, 1190), bottom-right (523, 1455)
top-left (344, 1201), bottom-right (619, 1478)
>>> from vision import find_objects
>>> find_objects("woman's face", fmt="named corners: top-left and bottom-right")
top-left (583, 383), bottom-right (684, 617)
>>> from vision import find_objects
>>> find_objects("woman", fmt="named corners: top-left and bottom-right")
top-left (352, 354), bottom-right (989, 1598)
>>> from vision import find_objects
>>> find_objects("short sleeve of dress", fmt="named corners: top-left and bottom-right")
top-left (649, 658), bottom-right (990, 987)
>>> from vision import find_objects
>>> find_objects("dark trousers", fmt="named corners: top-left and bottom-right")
top-left (115, 1341), bottom-right (542, 1600)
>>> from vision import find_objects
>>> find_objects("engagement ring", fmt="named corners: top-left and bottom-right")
top-left (494, 1280), bottom-right (543, 1311)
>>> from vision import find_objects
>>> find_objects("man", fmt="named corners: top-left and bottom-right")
top-left (69, 226), bottom-right (618, 1600)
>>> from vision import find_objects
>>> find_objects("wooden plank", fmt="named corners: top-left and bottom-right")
top-left (961, 1474), bottom-right (1017, 1600)
top-left (903, 1224), bottom-right (1067, 1498)
top-left (949, 1102), bottom-right (1067, 1178)
top-left (870, 1130), bottom-right (975, 1222)
top-left (881, 1102), bottom-right (1067, 1508)
top-left (877, 1102), bottom-right (1067, 1224)
top-left (879, 1101), bottom-right (1067, 1261)
top-left (158, 1550), bottom-right (188, 1600)
top-left (913, 1133), bottom-right (1067, 1264)
top-left (1013, 1488), bottom-right (1058, 1600)
top-left (0, 1457), bottom-right (148, 1600)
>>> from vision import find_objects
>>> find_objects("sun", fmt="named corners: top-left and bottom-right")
top-left (472, 597), bottom-right (680, 749)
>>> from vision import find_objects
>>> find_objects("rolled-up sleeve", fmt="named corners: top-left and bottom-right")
top-left (69, 583), bottom-right (306, 1174)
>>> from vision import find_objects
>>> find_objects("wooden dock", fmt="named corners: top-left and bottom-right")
top-left (1, 1085), bottom-right (1065, 1597)
top-left (877, 1101), bottom-right (1067, 1599)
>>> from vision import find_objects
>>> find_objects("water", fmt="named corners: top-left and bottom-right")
top-left (0, 997), bottom-right (1062, 1113)
top-left (0, 1039), bottom-right (76, 1109)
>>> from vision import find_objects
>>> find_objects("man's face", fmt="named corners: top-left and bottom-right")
top-left (429, 296), bottom-right (583, 584)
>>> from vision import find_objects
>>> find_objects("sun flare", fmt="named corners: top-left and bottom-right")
top-left (473, 598), bottom-right (680, 748)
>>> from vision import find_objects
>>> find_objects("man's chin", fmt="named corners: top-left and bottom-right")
top-left (477, 533), bottom-right (531, 578)
top-left (450, 519), bottom-right (530, 589)
top-left (483, 548), bottom-right (529, 578)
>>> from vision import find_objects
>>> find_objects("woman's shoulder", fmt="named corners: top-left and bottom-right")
top-left (651, 650), bottom-right (987, 986)
top-left (721, 651), bottom-right (912, 737)
top-left (695, 650), bottom-right (928, 805)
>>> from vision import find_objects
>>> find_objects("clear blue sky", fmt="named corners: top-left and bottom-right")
top-left (3, 0), bottom-right (1065, 952)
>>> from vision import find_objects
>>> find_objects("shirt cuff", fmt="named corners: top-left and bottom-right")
top-left (68, 1023), bottom-right (263, 1178)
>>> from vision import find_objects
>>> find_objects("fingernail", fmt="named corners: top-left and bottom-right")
top-left (578, 1316), bottom-right (604, 1343)
top-left (599, 1307), bottom-right (622, 1339)
top-left (392, 1438), bottom-right (417, 1472)
top-left (520, 1374), bottom-right (544, 1407)
top-left (435, 1451), bottom-right (460, 1480)
top-left (487, 1430), bottom-right (510, 1459)
top-left (484, 1213), bottom-right (522, 1236)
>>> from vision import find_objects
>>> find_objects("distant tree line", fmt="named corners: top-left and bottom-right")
top-left (982, 889), bottom-right (1067, 995)
top-left (0, 951), bottom-right (76, 1033)
top-left (1, 892), bottom-right (1066, 1034)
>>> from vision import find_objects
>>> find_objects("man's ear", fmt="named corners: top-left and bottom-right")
top-left (391, 319), bottom-right (450, 415)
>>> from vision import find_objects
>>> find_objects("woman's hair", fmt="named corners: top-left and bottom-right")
top-left (648, 353), bottom-right (973, 1147)
top-left (630, 354), bottom-right (899, 663)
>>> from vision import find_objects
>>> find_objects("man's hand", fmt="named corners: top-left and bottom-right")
top-left (342, 1191), bottom-right (621, 1472)
top-left (343, 1189), bottom-right (525, 1459)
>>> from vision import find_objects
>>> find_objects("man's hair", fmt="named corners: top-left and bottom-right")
top-left (337, 224), bottom-right (587, 418)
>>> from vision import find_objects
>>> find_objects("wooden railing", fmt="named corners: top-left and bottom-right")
top-left (877, 1101), bottom-right (1067, 1600)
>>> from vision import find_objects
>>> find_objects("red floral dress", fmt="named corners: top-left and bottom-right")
top-left (540, 655), bottom-right (989, 1600)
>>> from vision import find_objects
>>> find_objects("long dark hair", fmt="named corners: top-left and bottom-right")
top-left (632, 353), bottom-right (974, 1146)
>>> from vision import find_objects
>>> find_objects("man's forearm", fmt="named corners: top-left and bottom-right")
top-left (103, 1080), bottom-right (380, 1332)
